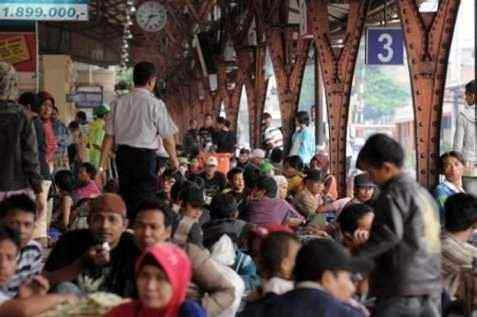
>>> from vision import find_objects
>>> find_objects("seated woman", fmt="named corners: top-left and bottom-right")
top-left (434, 151), bottom-right (466, 222)
top-left (309, 152), bottom-right (338, 202)
top-left (74, 162), bottom-right (101, 200)
top-left (106, 243), bottom-right (205, 317)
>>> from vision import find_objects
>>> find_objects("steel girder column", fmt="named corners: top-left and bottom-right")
top-left (397, 0), bottom-right (460, 188)
top-left (236, 44), bottom-right (268, 148)
top-left (266, 26), bottom-right (312, 141)
top-left (309, 0), bottom-right (369, 196)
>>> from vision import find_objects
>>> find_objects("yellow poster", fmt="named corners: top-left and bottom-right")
top-left (0, 35), bottom-right (31, 65)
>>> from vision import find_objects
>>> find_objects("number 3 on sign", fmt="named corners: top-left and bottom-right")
top-left (377, 33), bottom-right (394, 63)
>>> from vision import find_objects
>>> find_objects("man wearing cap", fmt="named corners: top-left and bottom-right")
top-left (199, 157), bottom-right (227, 197)
top-left (454, 79), bottom-right (477, 165)
top-left (240, 239), bottom-right (371, 317)
top-left (318, 173), bottom-right (377, 214)
top-left (293, 170), bottom-right (326, 221)
top-left (0, 62), bottom-right (43, 211)
top-left (99, 61), bottom-right (179, 219)
top-left (44, 193), bottom-right (140, 297)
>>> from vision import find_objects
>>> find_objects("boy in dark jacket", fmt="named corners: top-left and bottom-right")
top-left (355, 133), bottom-right (442, 316)
top-left (240, 239), bottom-right (371, 317)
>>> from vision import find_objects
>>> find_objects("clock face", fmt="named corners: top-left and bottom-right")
top-left (136, 1), bottom-right (167, 33)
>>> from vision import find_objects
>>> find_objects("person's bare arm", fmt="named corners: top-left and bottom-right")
top-left (42, 257), bottom-right (85, 285)
top-left (0, 294), bottom-right (77, 317)
top-left (162, 135), bottom-right (179, 170)
top-left (99, 135), bottom-right (114, 171)
top-left (44, 245), bottom-right (110, 285)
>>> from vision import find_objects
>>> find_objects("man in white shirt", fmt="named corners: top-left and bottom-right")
top-left (262, 112), bottom-right (283, 157)
top-left (100, 61), bottom-right (179, 219)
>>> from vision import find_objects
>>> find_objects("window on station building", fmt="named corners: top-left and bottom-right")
top-left (346, 34), bottom-right (416, 192)
top-left (236, 85), bottom-right (251, 150)
top-left (440, 0), bottom-right (475, 165)
top-left (263, 73), bottom-right (282, 130)
top-left (316, 65), bottom-right (330, 151)
top-left (298, 46), bottom-right (315, 112)
top-left (219, 102), bottom-right (226, 118)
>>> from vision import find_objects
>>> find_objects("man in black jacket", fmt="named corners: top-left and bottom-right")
top-left (0, 63), bottom-right (43, 212)
top-left (356, 134), bottom-right (441, 316)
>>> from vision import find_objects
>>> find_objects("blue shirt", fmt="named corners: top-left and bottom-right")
top-left (291, 126), bottom-right (315, 165)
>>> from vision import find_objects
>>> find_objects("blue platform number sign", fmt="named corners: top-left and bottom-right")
top-left (366, 27), bottom-right (404, 65)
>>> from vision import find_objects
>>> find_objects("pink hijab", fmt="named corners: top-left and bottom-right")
top-left (106, 243), bottom-right (192, 317)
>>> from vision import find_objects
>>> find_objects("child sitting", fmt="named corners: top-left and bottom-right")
top-left (74, 163), bottom-right (101, 200)
top-left (203, 194), bottom-right (260, 291)
top-left (0, 225), bottom-right (77, 316)
top-left (0, 195), bottom-right (44, 297)
top-left (173, 186), bottom-right (209, 247)
top-left (258, 231), bottom-right (301, 296)
top-left (52, 170), bottom-right (76, 231)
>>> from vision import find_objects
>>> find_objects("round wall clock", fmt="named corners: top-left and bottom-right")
top-left (136, 1), bottom-right (167, 33)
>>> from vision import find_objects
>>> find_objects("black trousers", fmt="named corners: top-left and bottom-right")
top-left (116, 145), bottom-right (157, 221)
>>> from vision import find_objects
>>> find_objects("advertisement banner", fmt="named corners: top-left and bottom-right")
top-left (0, 32), bottom-right (36, 72)
top-left (0, 0), bottom-right (88, 21)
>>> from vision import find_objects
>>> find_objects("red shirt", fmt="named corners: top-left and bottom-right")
top-left (42, 120), bottom-right (58, 163)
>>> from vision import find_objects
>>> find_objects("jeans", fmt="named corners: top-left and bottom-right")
top-left (373, 295), bottom-right (440, 317)
top-left (116, 145), bottom-right (157, 220)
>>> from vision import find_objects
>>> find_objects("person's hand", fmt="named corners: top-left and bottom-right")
top-left (18, 275), bottom-right (50, 298)
top-left (60, 293), bottom-right (79, 305)
top-left (304, 224), bottom-right (330, 237)
top-left (353, 229), bottom-right (370, 245)
top-left (97, 169), bottom-right (107, 187)
top-left (82, 244), bottom-right (111, 267)
top-left (35, 193), bottom-right (44, 218)
top-left (286, 217), bottom-right (305, 228)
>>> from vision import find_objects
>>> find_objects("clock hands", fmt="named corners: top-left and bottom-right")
top-left (145, 14), bottom-right (158, 28)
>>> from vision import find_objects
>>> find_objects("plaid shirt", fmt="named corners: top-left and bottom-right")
top-left (441, 231), bottom-right (477, 299)
top-left (5, 240), bottom-right (43, 297)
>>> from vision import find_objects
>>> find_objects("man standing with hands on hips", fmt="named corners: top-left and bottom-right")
top-left (99, 61), bottom-right (179, 220)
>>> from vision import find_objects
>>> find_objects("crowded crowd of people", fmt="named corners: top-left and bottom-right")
top-left (0, 59), bottom-right (477, 317)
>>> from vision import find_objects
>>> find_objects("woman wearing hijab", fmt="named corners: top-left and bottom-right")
top-left (106, 243), bottom-right (206, 317)
top-left (309, 151), bottom-right (338, 201)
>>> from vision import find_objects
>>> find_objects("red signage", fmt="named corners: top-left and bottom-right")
top-left (0, 32), bottom-right (36, 72)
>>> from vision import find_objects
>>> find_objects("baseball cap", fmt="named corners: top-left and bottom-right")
top-left (465, 80), bottom-right (477, 94)
top-left (90, 193), bottom-right (127, 217)
top-left (206, 157), bottom-right (219, 166)
top-left (294, 239), bottom-right (373, 282)
top-left (239, 148), bottom-right (250, 155)
top-left (354, 173), bottom-right (376, 188)
top-left (260, 161), bottom-right (274, 174)
top-left (251, 149), bottom-right (266, 159)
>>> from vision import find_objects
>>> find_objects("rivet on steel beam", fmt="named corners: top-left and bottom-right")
top-left (420, 169), bottom-right (426, 175)
top-left (431, 137), bottom-right (437, 143)
top-left (432, 121), bottom-right (438, 127)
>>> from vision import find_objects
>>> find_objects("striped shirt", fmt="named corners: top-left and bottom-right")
top-left (5, 240), bottom-right (43, 297)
